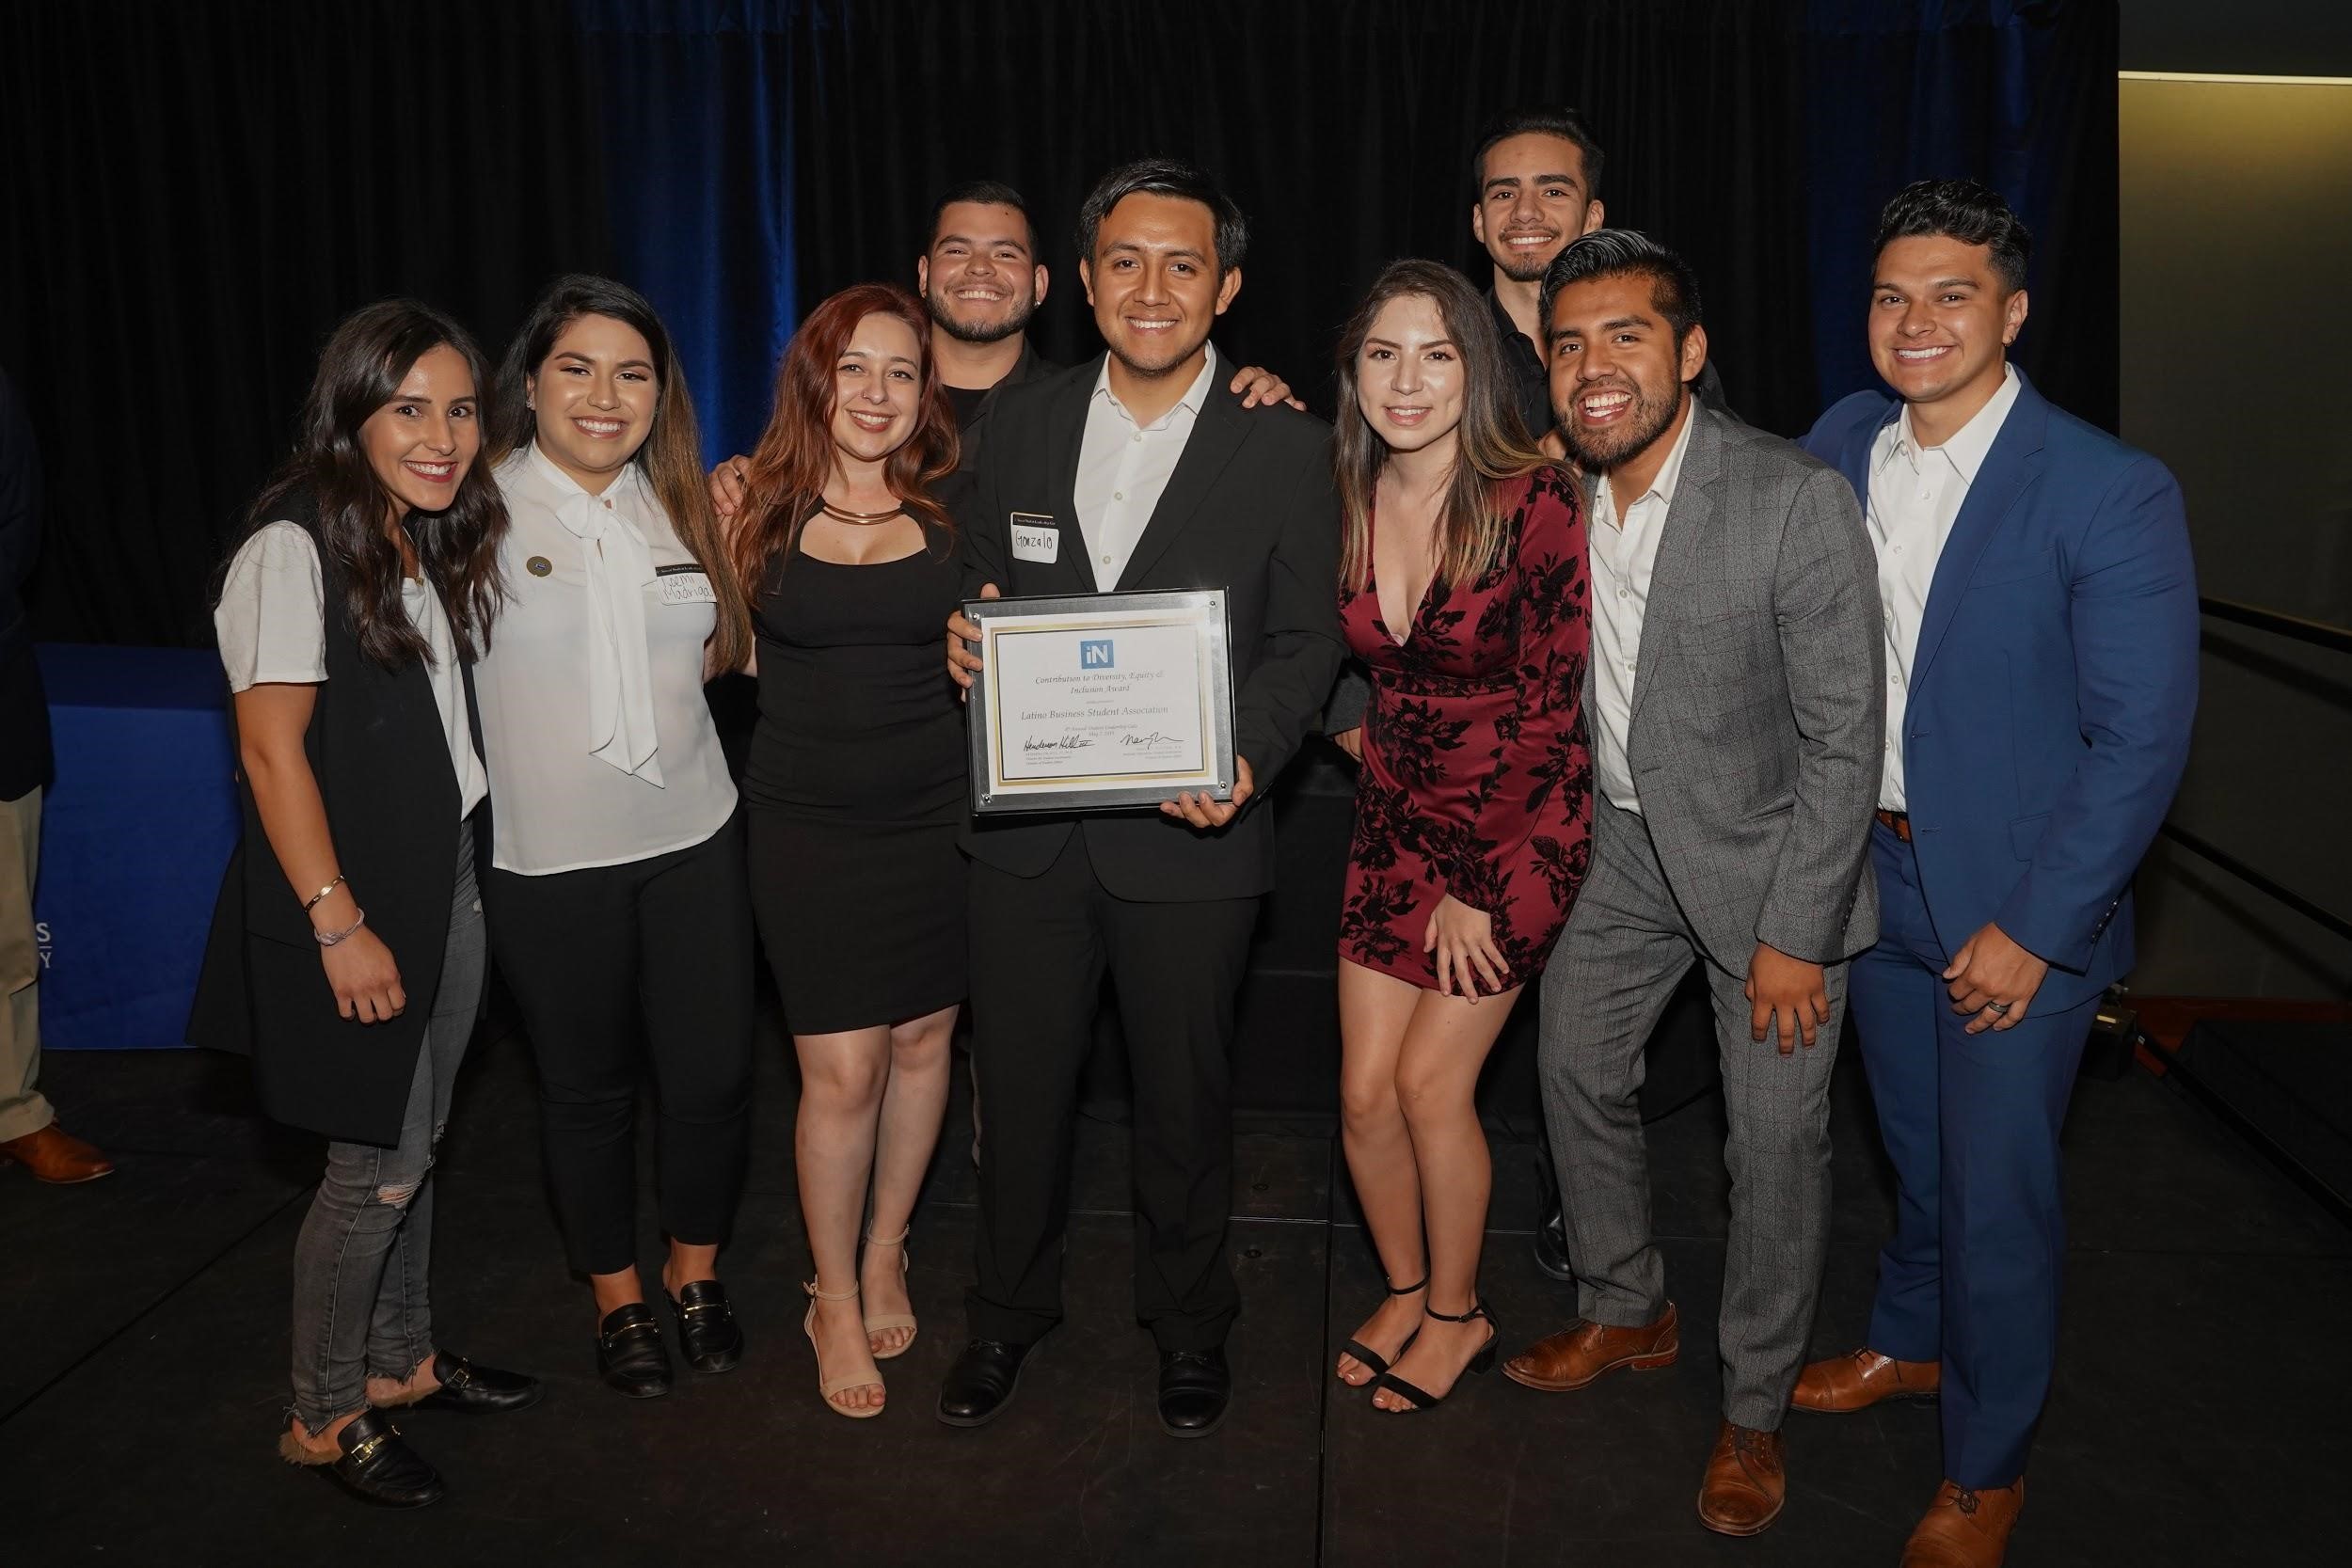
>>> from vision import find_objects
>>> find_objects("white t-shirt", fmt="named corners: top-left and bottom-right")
top-left (213, 520), bottom-right (489, 819)
top-left (472, 446), bottom-right (737, 875)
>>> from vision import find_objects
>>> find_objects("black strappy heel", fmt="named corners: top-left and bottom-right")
top-left (1337, 1275), bottom-right (1427, 1383)
top-left (1374, 1299), bottom-right (1499, 1412)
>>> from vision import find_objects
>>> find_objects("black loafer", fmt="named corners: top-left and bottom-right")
top-left (326, 1410), bottom-right (443, 1509)
top-left (666, 1280), bottom-right (744, 1374)
top-left (1534, 1203), bottom-right (1576, 1283)
top-left (1158, 1346), bottom-right (1232, 1438)
top-left (597, 1303), bottom-right (673, 1399)
top-left (1532, 1148), bottom-right (1576, 1281)
top-left (414, 1351), bottom-right (544, 1415)
top-left (937, 1338), bottom-right (1032, 1427)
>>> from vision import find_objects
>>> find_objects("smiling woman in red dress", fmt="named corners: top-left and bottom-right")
top-left (1327, 260), bottom-right (1593, 1414)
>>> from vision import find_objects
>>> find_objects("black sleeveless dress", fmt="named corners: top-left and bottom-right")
top-left (744, 521), bottom-right (968, 1033)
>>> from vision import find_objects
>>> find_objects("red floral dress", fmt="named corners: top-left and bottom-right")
top-left (1338, 466), bottom-right (1593, 990)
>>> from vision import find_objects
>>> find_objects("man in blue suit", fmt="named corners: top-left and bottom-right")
top-left (1794, 181), bottom-right (2198, 1568)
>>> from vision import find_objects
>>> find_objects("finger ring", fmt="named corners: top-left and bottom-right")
top-left (1986, 1000), bottom-right (2011, 1015)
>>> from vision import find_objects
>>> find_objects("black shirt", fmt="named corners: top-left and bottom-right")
top-left (943, 382), bottom-right (992, 433)
top-left (1486, 287), bottom-right (1736, 440)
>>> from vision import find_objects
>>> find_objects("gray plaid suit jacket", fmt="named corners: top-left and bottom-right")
top-left (1607, 400), bottom-right (1883, 971)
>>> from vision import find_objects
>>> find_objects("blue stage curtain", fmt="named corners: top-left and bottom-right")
top-left (576, 1), bottom-right (803, 467)
top-left (1804, 1), bottom-right (2120, 425)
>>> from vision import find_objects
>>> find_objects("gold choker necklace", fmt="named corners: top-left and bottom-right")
top-left (819, 498), bottom-right (901, 524)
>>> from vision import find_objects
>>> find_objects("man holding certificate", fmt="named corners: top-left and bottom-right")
top-left (943, 158), bottom-right (1343, 1437)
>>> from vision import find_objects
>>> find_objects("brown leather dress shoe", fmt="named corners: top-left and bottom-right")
top-left (1695, 1420), bottom-right (1787, 1537)
top-left (1900, 1479), bottom-right (2024, 1566)
top-left (1502, 1303), bottom-right (1678, 1392)
top-left (1791, 1346), bottom-right (1938, 1412)
top-left (0, 1124), bottom-right (115, 1183)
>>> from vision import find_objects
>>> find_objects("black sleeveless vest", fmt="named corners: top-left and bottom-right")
top-left (186, 503), bottom-right (482, 1147)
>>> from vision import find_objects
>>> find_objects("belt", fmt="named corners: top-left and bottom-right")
top-left (1873, 808), bottom-right (1913, 843)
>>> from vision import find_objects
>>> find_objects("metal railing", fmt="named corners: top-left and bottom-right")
top-left (2167, 596), bottom-right (2352, 940)
top-left (2198, 595), bottom-right (2352, 657)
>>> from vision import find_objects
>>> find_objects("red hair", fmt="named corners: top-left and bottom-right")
top-left (728, 282), bottom-right (960, 593)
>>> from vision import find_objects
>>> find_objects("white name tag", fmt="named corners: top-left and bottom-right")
top-left (657, 570), bottom-right (717, 605)
top-left (1010, 515), bottom-right (1059, 563)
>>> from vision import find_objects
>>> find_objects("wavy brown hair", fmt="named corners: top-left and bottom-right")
top-left (727, 282), bottom-right (959, 594)
top-left (1334, 260), bottom-right (1550, 594)
top-left (222, 299), bottom-right (507, 668)
top-left (488, 274), bottom-right (751, 673)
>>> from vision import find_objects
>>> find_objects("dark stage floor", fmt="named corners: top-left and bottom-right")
top-left (4, 1014), bottom-right (2345, 1566)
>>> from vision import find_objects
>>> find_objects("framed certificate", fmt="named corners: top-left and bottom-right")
top-left (964, 589), bottom-right (1236, 815)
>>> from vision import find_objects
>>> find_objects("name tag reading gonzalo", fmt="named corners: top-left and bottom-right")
top-left (964, 589), bottom-right (1237, 815)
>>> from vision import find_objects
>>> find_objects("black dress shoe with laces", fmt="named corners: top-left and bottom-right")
top-left (667, 1279), bottom-right (745, 1373)
top-left (1158, 1346), bottom-right (1232, 1437)
top-left (414, 1351), bottom-right (544, 1415)
top-left (325, 1410), bottom-right (443, 1509)
top-left (937, 1338), bottom-right (1032, 1427)
top-left (597, 1302), bottom-right (673, 1399)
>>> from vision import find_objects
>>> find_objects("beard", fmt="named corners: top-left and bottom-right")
top-left (926, 284), bottom-right (1037, 345)
top-left (1556, 378), bottom-right (1685, 473)
top-left (1492, 231), bottom-right (1564, 283)
top-left (1495, 248), bottom-right (1556, 284)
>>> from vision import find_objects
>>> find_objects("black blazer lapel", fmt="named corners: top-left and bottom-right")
top-left (1042, 357), bottom-right (1102, 593)
top-left (1115, 350), bottom-right (1249, 592)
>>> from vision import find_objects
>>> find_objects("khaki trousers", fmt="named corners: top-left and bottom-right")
top-left (0, 786), bottom-right (51, 1142)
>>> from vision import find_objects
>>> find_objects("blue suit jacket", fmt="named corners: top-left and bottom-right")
top-left (1801, 372), bottom-right (2199, 1011)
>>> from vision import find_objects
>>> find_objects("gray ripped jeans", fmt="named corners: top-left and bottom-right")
top-left (288, 824), bottom-right (484, 1434)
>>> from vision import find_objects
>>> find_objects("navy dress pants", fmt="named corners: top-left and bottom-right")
top-left (1845, 818), bottom-right (2099, 1489)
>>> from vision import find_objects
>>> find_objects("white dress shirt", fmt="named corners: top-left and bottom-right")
top-left (214, 520), bottom-right (488, 820)
top-left (1073, 349), bottom-right (1218, 589)
top-left (473, 446), bottom-right (737, 875)
top-left (1867, 363), bottom-right (2022, 812)
top-left (1588, 403), bottom-right (1699, 814)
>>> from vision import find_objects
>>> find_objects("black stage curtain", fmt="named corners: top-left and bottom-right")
top-left (792, 0), bottom-right (1820, 430)
top-left (0, 0), bottom-right (611, 645)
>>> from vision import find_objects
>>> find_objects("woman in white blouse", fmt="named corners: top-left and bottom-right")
top-left (472, 276), bottom-right (756, 1400)
top-left (191, 299), bottom-right (540, 1510)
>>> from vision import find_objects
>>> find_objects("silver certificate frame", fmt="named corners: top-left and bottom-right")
top-left (964, 589), bottom-right (1236, 815)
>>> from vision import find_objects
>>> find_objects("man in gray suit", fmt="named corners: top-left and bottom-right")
top-left (1499, 232), bottom-right (1882, 1539)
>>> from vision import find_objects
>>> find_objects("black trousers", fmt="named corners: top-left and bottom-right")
top-left (965, 830), bottom-right (1259, 1353)
top-left (485, 814), bottom-right (755, 1276)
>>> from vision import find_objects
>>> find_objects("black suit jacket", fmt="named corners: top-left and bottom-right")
top-left (939, 338), bottom-right (1057, 526)
top-left (0, 367), bottom-right (52, 801)
top-left (958, 349), bottom-right (1344, 903)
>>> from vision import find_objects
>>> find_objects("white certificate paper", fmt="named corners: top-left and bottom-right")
top-left (993, 620), bottom-right (1206, 781)
top-left (968, 591), bottom-right (1235, 813)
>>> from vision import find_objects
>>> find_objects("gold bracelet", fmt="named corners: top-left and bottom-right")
top-left (302, 874), bottom-right (346, 913)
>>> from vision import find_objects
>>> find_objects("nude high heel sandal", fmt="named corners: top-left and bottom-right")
top-left (803, 1279), bottom-right (884, 1418)
top-left (863, 1228), bottom-right (917, 1360)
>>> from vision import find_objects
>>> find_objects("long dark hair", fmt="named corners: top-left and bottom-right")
top-left (223, 299), bottom-right (507, 668)
top-left (489, 274), bottom-right (751, 673)
top-left (728, 282), bottom-right (959, 594)
top-left (1333, 260), bottom-right (1549, 594)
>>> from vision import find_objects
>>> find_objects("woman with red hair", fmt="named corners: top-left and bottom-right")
top-left (729, 283), bottom-right (963, 1418)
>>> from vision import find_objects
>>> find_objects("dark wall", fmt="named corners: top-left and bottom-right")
top-left (2122, 0), bottom-right (2352, 74)
top-left (2119, 70), bottom-right (2352, 999)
